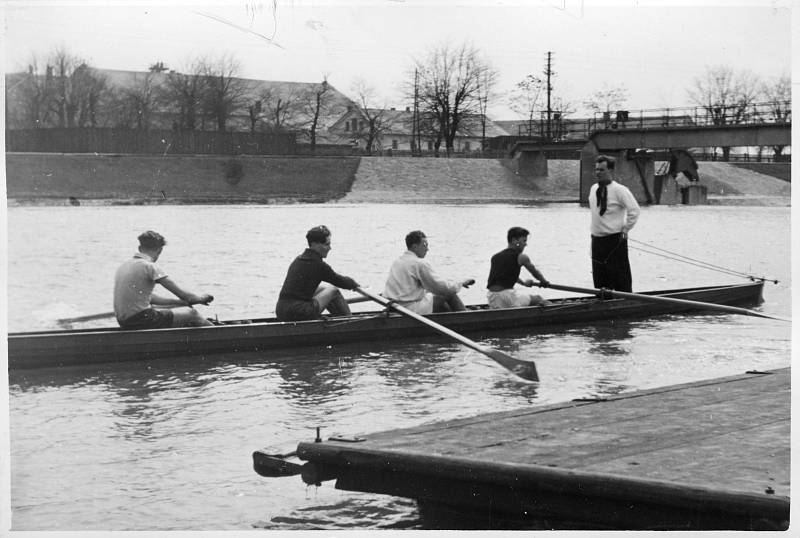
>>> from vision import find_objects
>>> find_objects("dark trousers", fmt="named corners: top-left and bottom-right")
top-left (591, 233), bottom-right (632, 292)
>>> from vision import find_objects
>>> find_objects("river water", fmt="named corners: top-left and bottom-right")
top-left (6, 203), bottom-right (792, 531)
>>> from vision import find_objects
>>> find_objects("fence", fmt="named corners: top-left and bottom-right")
top-left (589, 101), bottom-right (792, 132)
top-left (6, 128), bottom-right (299, 155)
top-left (692, 151), bottom-right (790, 163)
top-left (513, 101), bottom-right (792, 141)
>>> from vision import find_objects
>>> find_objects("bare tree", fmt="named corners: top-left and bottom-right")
top-left (507, 74), bottom-right (545, 138)
top-left (761, 73), bottom-right (791, 159)
top-left (583, 82), bottom-right (629, 125)
top-left (108, 71), bottom-right (160, 129)
top-left (71, 63), bottom-right (108, 127)
top-left (254, 85), bottom-right (300, 132)
top-left (687, 65), bottom-right (760, 160)
top-left (476, 68), bottom-right (498, 150)
top-left (49, 48), bottom-right (85, 128)
top-left (46, 48), bottom-right (106, 128)
top-left (6, 54), bottom-right (58, 128)
top-left (296, 77), bottom-right (345, 150)
top-left (163, 59), bottom-right (207, 130)
top-left (6, 48), bottom-right (108, 129)
top-left (348, 78), bottom-right (392, 155)
top-left (201, 54), bottom-right (248, 131)
top-left (411, 41), bottom-right (497, 156)
top-left (246, 98), bottom-right (262, 132)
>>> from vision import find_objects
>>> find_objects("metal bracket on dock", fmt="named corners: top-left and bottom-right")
top-left (328, 435), bottom-right (366, 443)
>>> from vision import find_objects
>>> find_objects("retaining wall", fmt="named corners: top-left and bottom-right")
top-left (6, 153), bottom-right (360, 204)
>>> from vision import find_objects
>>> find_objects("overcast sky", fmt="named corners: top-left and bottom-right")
top-left (2, 0), bottom-right (794, 119)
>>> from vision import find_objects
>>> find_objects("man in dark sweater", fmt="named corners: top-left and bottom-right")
top-left (486, 226), bottom-right (551, 309)
top-left (275, 225), bottom-right (360, 321)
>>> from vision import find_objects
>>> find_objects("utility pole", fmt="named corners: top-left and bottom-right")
top-left (544, 51), bottom-right (554, 141)
top-left (413, 68), bottom-right (420, 156)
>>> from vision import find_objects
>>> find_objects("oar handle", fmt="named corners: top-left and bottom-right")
top-left (56, 311), bottom-right (116, 325)
top-left (345, 295), bottom-right (371, 304)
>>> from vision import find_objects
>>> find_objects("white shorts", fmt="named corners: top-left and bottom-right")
top-left (397, 293), bottom-right (434, 315)
top-left (487, 288), bottom-right (536, 309)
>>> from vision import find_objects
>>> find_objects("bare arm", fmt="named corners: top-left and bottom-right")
top-left (518, 253), bottom-right (549, 287)
top-left (155, 276), bottom-right (213, 306)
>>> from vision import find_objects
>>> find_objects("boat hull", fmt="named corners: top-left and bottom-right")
top-left (8, 282), bottom-right (764, 370)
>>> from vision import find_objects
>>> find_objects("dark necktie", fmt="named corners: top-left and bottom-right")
top-left (596, 179), bottom-right (611, 215)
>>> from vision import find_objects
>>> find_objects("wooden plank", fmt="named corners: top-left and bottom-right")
top-left (284, 369), bottom-right (789, 529)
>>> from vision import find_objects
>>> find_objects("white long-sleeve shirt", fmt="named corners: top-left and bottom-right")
top-left (588, 180), bottom-right (641, 236)
top-left (383, 251), bottom-right (461, 303)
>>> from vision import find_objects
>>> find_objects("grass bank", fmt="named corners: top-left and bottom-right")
top-left (6, 153), bottom-right (359, 205)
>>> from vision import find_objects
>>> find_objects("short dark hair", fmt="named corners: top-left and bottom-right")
top-left (507, 226), bottom-right (529, 243)
top-left (596, 154), bottom-right (616, 169)
top-left (405, 230), bottom-right (427, 249)
top-left (306, 225), bottom-right (331, 245)
top-left (138, 230), bottom-right (166, 249)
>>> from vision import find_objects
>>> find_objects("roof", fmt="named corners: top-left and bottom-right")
top-left (332, 107), bottom-right (511, 138)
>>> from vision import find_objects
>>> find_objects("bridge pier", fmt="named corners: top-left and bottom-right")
top-left (580, 144), bottom-right (656, 204)
top-left (580, 144), bottom-right (697, 206)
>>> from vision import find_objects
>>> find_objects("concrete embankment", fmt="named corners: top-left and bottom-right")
top-left (5, 153), bottom-right (790, 206)
top-left (341, 157), bottom-right (579, 203)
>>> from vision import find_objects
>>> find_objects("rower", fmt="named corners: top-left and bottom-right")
top-left (113, 231), bottom-right (214, 329)
top-left (382, 230), bottom-right (474, 314)
top-left (275, 225), bottom-right (360, 321)
top-left (486, 226), bottom-right (551, 309)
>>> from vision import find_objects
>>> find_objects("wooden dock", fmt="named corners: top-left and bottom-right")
top-left (253, 368), bottom-right (790, 530)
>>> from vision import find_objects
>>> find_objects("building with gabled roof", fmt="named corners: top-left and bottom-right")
top-left (6, 67), bottom-right (355, 136)
top-left (327, 105), bottom-right (511, 154)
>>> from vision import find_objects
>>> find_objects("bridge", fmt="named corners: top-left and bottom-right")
top-left (507, 101), bottom-right (791, 205)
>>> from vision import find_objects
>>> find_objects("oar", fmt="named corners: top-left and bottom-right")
top-left (56, 311), bottom-right (116, 326)
top-left (354, 287), bottom-right (539, 381)
top-left (541, 283), bottom-right (790, 322)
top-left (57, 295), bottom-right (372, 327)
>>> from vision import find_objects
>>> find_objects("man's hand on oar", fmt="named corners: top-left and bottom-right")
top-left (188, 294), bottom-right (214, 306)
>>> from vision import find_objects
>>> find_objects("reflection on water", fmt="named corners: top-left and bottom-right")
top-left (7, 204), bottom-right (791, 531)
top-left (261, 495), bottom-right (422, 530)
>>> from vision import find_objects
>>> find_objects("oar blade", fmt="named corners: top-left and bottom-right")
top-left (749, 311), bottom-right (792, 322)
top-left (484, 348), bottom-right (539, 382)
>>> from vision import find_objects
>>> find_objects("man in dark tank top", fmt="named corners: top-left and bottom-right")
top-left (486, 226), bottom-right (551, 309)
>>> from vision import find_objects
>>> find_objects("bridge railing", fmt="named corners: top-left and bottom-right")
top-left (514, 101), bottom-right (791, 141)
top-left (589, 101), bottom-right (791, 132)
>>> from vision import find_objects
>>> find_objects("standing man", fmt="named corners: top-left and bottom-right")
top-left (589, 155), bottom-right (641, 292)
top-left (383, 230), bottom-right (474, 314)
top-left (275, 225), bottom-right (359, 321)
top-left (114, 231), bottom-right (214, 329)
top-left (486, 226), bottom-right (551, 309)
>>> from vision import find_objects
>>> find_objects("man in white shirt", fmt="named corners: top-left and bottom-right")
top-left (383, 230), bottom-right (474, 314)
top-left (588, 155), bottom-right (641, 292)
top-left (114, 231), bottom-right (214, 329)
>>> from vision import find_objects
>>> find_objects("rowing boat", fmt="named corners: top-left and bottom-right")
top-left (8, 281), bottom-right (764, 370)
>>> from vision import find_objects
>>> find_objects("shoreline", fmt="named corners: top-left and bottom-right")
top-left (6, 195), bottom-right (789, 207)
